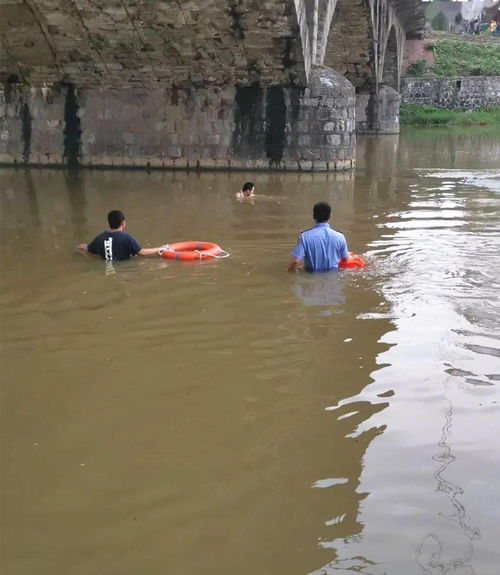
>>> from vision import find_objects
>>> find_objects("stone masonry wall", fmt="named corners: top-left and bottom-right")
top-left (357, 85), bottom-right (400, 134)
top-left (402, 76), bottom-right (500, 110)
top-left (0, 83), bottom-right (66, 165)
top-left (0, 0), bottom-right (307, 89)
top-left (0, 67), bottom-right (356, 171)
top-left (286, 67), bottom-right (356, 170)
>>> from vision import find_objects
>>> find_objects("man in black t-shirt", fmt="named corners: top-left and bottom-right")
top-left (76, 210), bottom-right (167, 261)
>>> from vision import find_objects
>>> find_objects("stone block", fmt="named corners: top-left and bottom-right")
top-left (146, 156), bottom-right (164, 168)
top-left (161, 157), bottom-right (175, 168)
top-left (186, 146), bottom-right (201, 160)
top-left (315, 107), bottom-right (331, 121)
top-left (325, 134), bottom-right (341, 147)
top-left (228, 158), bottom-right (244, 169)
top-left (172, 157), bottom-right (188, 168)
top-left (207, 133), bottom-right (220, 145)
top-left (254, 159), bottom-right (269, 169)
top-left (201, 147), bottom-right (215, 159)
top-left (212, 145), bottom-right (228, 159)
top-left (219, 133), bottom-right (232, 147)
top-left (296, 120), bottom-right (310, 134)
top-left (168, 146), bottom-right (182, 158)
top-left (300, 98), bottom-right (318, 107)
top-left (313, 161), bottom-right (328, 171)
top-left (123, 132), bottom-right (135, 144)
top-left (320, 98), bottom-right (335, 108)
top-left (198, 158), bottom-right (217, 168)
top-left (309, 133), bottom-right (326, 147)
top-left (297, 108), bottom-right (313, 121)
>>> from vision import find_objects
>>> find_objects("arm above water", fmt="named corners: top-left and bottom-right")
top-left (76, 243), bottom-right (88, 252)
top-left (287, 257), bottom-right (302, 272)
top-left (339, 234), bottom-right (349, 264)
top-left (288, 235), bottom-right (305, 272)
top-left (138, 245), bottom-right (169, 256)
top-left (127, 233), bottom-right (168, 257)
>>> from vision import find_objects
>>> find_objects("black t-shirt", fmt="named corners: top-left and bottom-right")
top-left (87, 231), bottom-right (142, 261)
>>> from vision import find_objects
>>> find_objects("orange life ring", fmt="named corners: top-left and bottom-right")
top-left (161, 241), bottom-right (223, 261)
top-left (339, 252), bottom-right (365, 269)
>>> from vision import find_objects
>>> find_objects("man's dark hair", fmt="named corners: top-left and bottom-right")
top-left (242, 182), bottom-right (254, 192)
top-left (108, 210), bottom-right (125, 229)
top-left (313, 202), bottom-right (331, 223)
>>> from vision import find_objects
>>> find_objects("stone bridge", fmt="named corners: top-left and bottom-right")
top-left (0, 0), bottom-right (425, 170)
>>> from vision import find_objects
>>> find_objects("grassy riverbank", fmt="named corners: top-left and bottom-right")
top-left (405, 36), bottom-right (500, 77)
top-left (433, 38), bottom-right (500, 77)
top-left (400, 104), bottom-right (500, 126)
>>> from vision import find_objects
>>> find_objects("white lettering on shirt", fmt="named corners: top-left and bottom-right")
top-left (104, 237), bottom-right (113, 261)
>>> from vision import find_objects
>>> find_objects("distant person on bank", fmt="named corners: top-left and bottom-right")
top-left (287, 202), bottom-right (349, 273)
top-left (235, 181), bottom-right (255, 201)
top-left (76, 210), bottom-right (167, 260)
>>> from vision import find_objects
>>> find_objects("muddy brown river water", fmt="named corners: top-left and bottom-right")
top-left (1, 128), bottom-right (499, 575)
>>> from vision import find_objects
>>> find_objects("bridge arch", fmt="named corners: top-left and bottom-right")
top-left (382, 25), bottom-right (400, 91)
top-left (0, 0), bottom-right (308, 89)
top-left (319, 0), bottom-right (412, 134)
top-left (322, 0), bottom-right (375, 93)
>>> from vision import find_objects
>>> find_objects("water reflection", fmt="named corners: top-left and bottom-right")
top-left (23, 169), bottom-right (41, 228)
top-left (417, 404), bottom-right (480, 575)
top-left (291, 272), bottom-right (345, 309)
top-left (65, 168), bottom-right (87, 232)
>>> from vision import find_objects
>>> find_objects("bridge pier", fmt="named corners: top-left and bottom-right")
top-left (356, 85), bottom-right (401, 135)
top-left (285, 67), bottom-right (356, 171)
top-left (0, 67), bottom-right (355, 171)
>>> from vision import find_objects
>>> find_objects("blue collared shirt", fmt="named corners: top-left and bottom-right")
top-left (292, 223), bottom-right (349, 272)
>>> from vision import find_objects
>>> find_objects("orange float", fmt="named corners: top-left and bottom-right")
top-left (160, 241), bottom-right (226, 261)
top-left (339, 252), bottom-right (365, 269)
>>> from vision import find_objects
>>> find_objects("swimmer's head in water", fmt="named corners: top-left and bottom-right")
top-left (241, 182), bottom-right (255, 196)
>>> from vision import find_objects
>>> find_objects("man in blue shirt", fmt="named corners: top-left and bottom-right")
top-left (287, 202), bottom-right (349, 273)
top-left (76, 210), bottom-right (167, 260)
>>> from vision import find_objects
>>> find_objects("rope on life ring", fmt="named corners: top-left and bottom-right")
top-left (160, 241), bottom-right (229, 261)
top-left (339, 252), bottom-right (365, 269)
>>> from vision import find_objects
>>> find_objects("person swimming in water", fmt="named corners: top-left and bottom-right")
top-left (235, 182), bottom-right (255, 201)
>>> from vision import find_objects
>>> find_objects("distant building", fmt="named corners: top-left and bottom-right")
top-left (426, 2), bottom-right (464, 33)
top-left (426, 1), bottom-right (500, 33)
